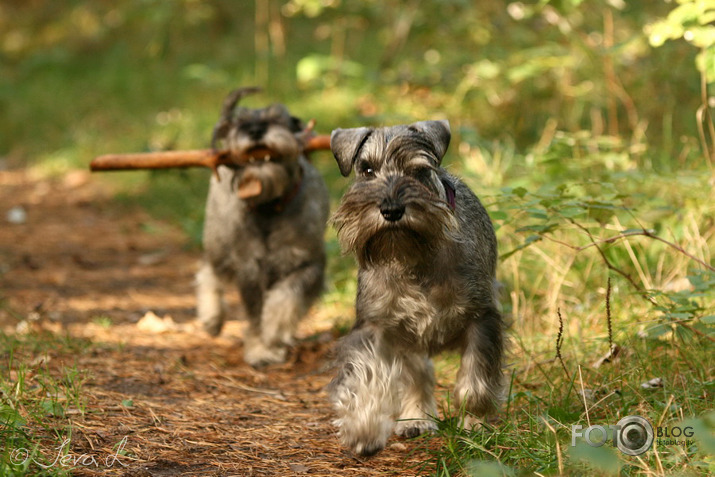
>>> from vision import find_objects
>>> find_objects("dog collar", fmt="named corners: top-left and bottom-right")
top-left (442, 179), bottom-right (456, 211)
top-left (274, 173), bottom-right (303, 212)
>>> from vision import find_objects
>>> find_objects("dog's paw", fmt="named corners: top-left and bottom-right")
top-left (460, 412), bottom-right (501, 431)
top-left (340, 430), bottom-right (389, 457)
top-left (243, 342), bottom-right (287, 368)
top-left (353, 440), bottom-right (385, 457)
top-left (458, 414), bottom-right (496, 431)
top-left (201, 319), bottom-right (223, 337)
top-left (395, 419), bottom-right (438, 438)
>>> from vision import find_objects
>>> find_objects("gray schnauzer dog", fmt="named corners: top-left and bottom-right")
top-left (197, 87), bottom-right (329, 367)
top-left (328, 120), bottom-right (504, 456)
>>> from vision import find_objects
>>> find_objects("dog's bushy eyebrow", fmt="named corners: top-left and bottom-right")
top-left (386, 134), bottom-right (441, 167)
top-left (351, 130), bottom-right (373, 164)
top-left (405, 157), bottom-right (435, 169)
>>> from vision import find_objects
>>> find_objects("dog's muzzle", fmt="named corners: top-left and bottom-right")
top-left (379, 197), bottom-right (405, 222)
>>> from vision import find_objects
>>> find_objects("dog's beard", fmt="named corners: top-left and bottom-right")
top-left (362, 228), bottom-right (432, 266)
top-left (231, 161), bottom-right (294, 205)
top-left (332, 179), bottom-right (458, 267)
top-left (225, 123), bottom-right (303, 205)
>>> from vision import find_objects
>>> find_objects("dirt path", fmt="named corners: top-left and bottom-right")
top-left (0, 169), bottom-right (438, 476)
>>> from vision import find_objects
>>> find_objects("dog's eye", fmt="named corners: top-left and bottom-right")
top-left (358, 161), bottom-right (376, 178)
top-left (289, 116), bottom-right (303, 133)
top-left (413, 167), bottom-right (433, 183)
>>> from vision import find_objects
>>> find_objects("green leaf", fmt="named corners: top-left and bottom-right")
top-left (526, 208), bottom-right (548, 219)
top-left (568, 442), bottom-right (621, 475)
top-left (699, 315), bottom-right (715, 325)
top-left (296, 54), bottom-right (363, 85)
top-left (558, 206), bottom-right (586, 218)
top-left (500, 235), bottom-right (543, 260)
top-left (489, 210), bottom-right (508, 221)
top-left (547, 407), bottom-right (580, 422)
top-left (620, 228), bottom-right (647, 234)
top-left (686, 25), bottom-right (715, 48)
top-left (643, 323), bottom-right (672, 339)
top-left (467, 460), bottom-right (516, 477)
top-left (516, 223), bottom-right (558, 234)
top-left (663, 312), bottom-right (694, 321)
top-left (679, 413), bottom-right (715, 455)
top-left (692, 321), bottom-right (715, 338)
top-left (697, 46), bottom-right (715, 83)
top-left (41, 400), bottom-right (65, 417)
top-left (512, 186), bottom-right (528, 198)
top-left (0, 407), bottom-right (26, 428)
top-left (587, 205), bottom-right (616, 224)
top-left (688, 270), bottom-right (715, 291)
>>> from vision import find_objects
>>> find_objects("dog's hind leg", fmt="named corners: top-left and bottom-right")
top-left (196, 261), bottom-right (227, 337)
top-left (454, 307), bottom-right (505, 423)
top-left (329, 328), bottom-right (401, 456)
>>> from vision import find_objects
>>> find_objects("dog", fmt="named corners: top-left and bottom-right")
top-left (196, 87), bottom-right (329, 367)
top-left (327, 120), bottom-right (504, 456)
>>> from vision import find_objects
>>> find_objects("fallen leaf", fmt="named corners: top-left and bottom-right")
top-left (640, 377), bottom-right (664, 389)
top-left (136, 311), bottom-right (177, 333)
top-left (592, 344), bottom-right (622, 368)
top-left (288, 463), bottom-right (310, 473)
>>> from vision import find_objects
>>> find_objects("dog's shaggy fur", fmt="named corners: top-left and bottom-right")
top-left (197, 88), bottom-right (329, 367)
top-left (328, 120), bottom-right (504, 456)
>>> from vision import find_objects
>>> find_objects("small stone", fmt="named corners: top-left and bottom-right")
top-left (6, 206), bottom-right (27, 224)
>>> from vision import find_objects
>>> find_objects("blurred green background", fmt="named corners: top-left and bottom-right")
top-left (3, 0), bottom-right (713, 320)
top-left (3, 0), bottom-right (711, 169)
top-left (3, 0), bottom-right (714, 327)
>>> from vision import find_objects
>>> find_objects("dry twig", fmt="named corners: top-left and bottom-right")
top-left (555, 308), bottom-right (571, 381)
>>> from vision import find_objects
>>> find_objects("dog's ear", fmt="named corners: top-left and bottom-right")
top-left (331, 127), bottom-right (373, 177)
top-left (220, 86), bottom-right (262, 118)
top-left (411, 120), bottom-right (451, 163)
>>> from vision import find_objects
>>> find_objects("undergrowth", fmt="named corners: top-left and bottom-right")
top-left (413, 136), bottom-right (714, 475)
top-left (0, 331), bottom-right (91, 476)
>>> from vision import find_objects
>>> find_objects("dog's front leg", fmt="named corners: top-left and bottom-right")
top-left (454, 307), bottom-right (504, 423)
top-left (329, 328), bottom-right (401, 456)
top-left (238, 277), bottom-right (273, 368)
top-left (256, 261), bottom-right (324, 363)
top-left (395, 353), bottom-right (438, 438)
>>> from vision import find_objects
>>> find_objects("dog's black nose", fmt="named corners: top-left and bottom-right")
top-left (380, 199), bottom-right (405, 222)
top-left (242, 121), bottom-right (268, 140)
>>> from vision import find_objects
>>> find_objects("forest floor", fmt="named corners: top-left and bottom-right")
top-left (0, 168), bottom-right (441, 476)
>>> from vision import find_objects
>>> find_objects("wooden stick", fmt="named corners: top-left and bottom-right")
top-left (90, 149), bottom-right (222, 171)
top-left (89, 134), bottom-right (332, 172)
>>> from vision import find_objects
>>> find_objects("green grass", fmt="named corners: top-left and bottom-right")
top-left (411, 138), bottom-right (714, 476)
top-left (0, 331), bottom-right (91, 476)
top-left (415, 332), bottom-right (714, 476)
